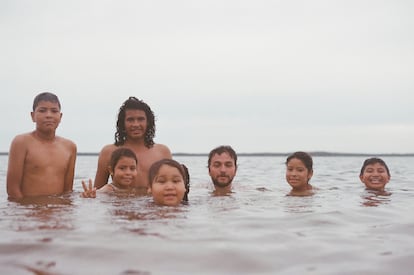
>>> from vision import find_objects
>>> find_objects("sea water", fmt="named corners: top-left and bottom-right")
top-left (0, 154), bottom-right (413, 275)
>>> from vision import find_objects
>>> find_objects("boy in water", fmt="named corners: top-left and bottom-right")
top-left (94, 97), bottom-right (171, 192)
top-left (359, 157), bottom-right (391, 191)
top-left (6, 92), bottom-right (77, 200)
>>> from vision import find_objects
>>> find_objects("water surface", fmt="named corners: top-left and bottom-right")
top-left (0, 155), bottom-right (413, 274)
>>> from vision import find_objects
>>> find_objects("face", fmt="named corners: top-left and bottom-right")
top-left (359, 163), bottom-right (390, 191)
top-left (110, 156), bottom-right (138, 188)
top-left (31, 101), bottom-right (62, 133)
top-left (286, 158), bottom-right (313, 191)
top-left (149, 164), bottom-right (186, 206)
top-left (208, 152), bottom-right (237, 189)
top-left (124, 109), bottom-right (147, 140)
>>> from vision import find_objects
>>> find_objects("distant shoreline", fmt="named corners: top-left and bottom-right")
top-left (1, 152), bottom-right (413, 157)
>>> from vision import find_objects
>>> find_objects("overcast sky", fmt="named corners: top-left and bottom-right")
top-left (1, 0), bottom-right (413, 154)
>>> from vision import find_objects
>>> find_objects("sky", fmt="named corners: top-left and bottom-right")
top-left (1, 0), bottom-right (413, 154)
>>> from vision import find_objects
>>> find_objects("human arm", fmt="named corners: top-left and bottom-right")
top-left (6, 136), bottom-right (26, 200)
top-left (93, 145), bottom-right (113, 188)
top-left (63, 141), bottom-right (77, 193)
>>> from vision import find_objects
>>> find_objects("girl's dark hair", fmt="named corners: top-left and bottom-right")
top-left (109, 148), bottom-right (137, 170)
top-left (33, 92), bottom-right (61, 111)
top-left (359, 157), bottom-right (390, 177)
top-left (148, 159), bottom-right (190, 202)
top-left (286, 151), bottom-right (313, 172)
top-left (114, 97), bottom-right (155, 148)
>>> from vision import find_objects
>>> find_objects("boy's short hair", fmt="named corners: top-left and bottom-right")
top-left (33, 92), bottom-right (61, 111)
top-left (360, 157), bottom-right (390, 177)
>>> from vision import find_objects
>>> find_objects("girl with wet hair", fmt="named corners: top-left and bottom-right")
top-left (81, 148), bottom-right (138, 197)
top-left (148, 159), bottom-right (190, 206)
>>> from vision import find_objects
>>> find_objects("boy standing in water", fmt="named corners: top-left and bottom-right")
top-left (6, 92), bottom-right (77, 200)
top-left (94, 97), bottom-right (172, 192)
top-left (208, 145), bottom-right (238, 195)
top-left (359, 157), bottom-right (391, 191)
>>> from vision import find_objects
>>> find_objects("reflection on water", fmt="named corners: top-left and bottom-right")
top-left (4, 195), bottom-right (75, 232)
top-left (361, 189), bottom-right (392, 207)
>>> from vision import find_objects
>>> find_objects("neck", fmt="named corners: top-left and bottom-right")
top-left (111, 182), bottom-right (128, 190)
top-left (32, 130), bottom-right (56, 142)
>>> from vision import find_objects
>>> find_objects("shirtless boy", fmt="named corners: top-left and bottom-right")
top-left (6, 92), bottom-right (77, 200)
top-left (94, 97), bottom-right (172, 191)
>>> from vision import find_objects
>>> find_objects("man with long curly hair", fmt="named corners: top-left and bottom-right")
top-left (94, 97), bottom-right (172, 192)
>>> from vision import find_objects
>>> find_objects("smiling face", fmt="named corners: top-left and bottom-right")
top-left (285, 158), bottom-right (313, 191)
top-left (110, 156), bottom-right (138, 188)
top-left (359, 162), bottom-right (390, 191)
top-left (124, 109), bottom-right (147, 140)
top-left (149, 164), bottom-right (186, 206)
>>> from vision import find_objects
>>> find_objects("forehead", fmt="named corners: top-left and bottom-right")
top-left (157, 164), bottom-right (181, 176)
top-left (364, 163), bottom-right (386, 170)
top-left (287, 158), bottom-right (306, 166)
top-left (35, 100), bottom-right (61, 109)
top-left (125, 109), bottom-right (146, 118)
top-left (115, 156), bottom-right (137, 166)
top-left (211, 152), bottom-right (234, 163)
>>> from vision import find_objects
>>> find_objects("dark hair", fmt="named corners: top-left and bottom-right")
top-left (286, 151), bottom-right (313, 172)
top-left (33, 92), bottom-right (61, 111)
top-left (148, 159), bottom-right (190, 202)
top-left (208, 145), bottom-right (238, 168)
top-left (359, 157), bottom-right (390, 177)
top-left (114, 97), bottom-right (155, 148)
top-left (109, 148), bottom-right (138, 171)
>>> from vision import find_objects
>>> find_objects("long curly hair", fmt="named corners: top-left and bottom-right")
top-left (114, 97), bottom-right (155, 148)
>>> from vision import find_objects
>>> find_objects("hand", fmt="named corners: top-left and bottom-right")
top-left (81, 179), bottom-right (97, 198)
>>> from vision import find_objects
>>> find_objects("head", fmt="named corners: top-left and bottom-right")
top-left (33, 92), bottom-right (61, 111)
top-left (114, 97), bottom-right (155, 147)
top-left (108, 148), bottom-right (138, 188)
top-left (148, 159), bottom-right (189, 206)
top-left (285, 151), bottom-right (313, 191)
top-left (359, 158), bottom-right (390, 191)
top-left (31, 92), bottom-right (62, 131)
top-left (208, 145), bottom-right (238, 191)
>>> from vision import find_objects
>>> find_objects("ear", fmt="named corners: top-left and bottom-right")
top-left (31, 112), bottom-right (35, 122)
top-left (147, 187), bottom-right (152, 195)
top-left (359, 175), bottom-right (364, 183)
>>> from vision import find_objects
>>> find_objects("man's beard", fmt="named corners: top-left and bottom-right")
top-left (212, 175), bottom-right (233, 188)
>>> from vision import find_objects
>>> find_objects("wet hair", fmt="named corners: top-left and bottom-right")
top-left (359, 157), bottom-right (390, 177)
top-left (207, 145), bottom-right (238, 168)
top-left (286, 151), bottom-right (313, 172)
top-left (109, 148), bottom-right (138, 171)
top-left (114, 97), bottom-right (155, 148)
top-left (33, 92), bottom-right (61, 111)
top-left (148, 159), bottom-right (190, 202)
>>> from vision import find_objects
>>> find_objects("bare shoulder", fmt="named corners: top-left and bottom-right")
top-left (56, 136), bottom-right (77, 151)
top-left (99, 144), bottom-right (117, 155)
top-left (11, 132), bottom-right (33, 144)
top-left (153, 143), bottom-right (172, 158)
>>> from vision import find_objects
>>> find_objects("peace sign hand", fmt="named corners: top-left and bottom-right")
top-left (81, 179), bottom-right (97, 198)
